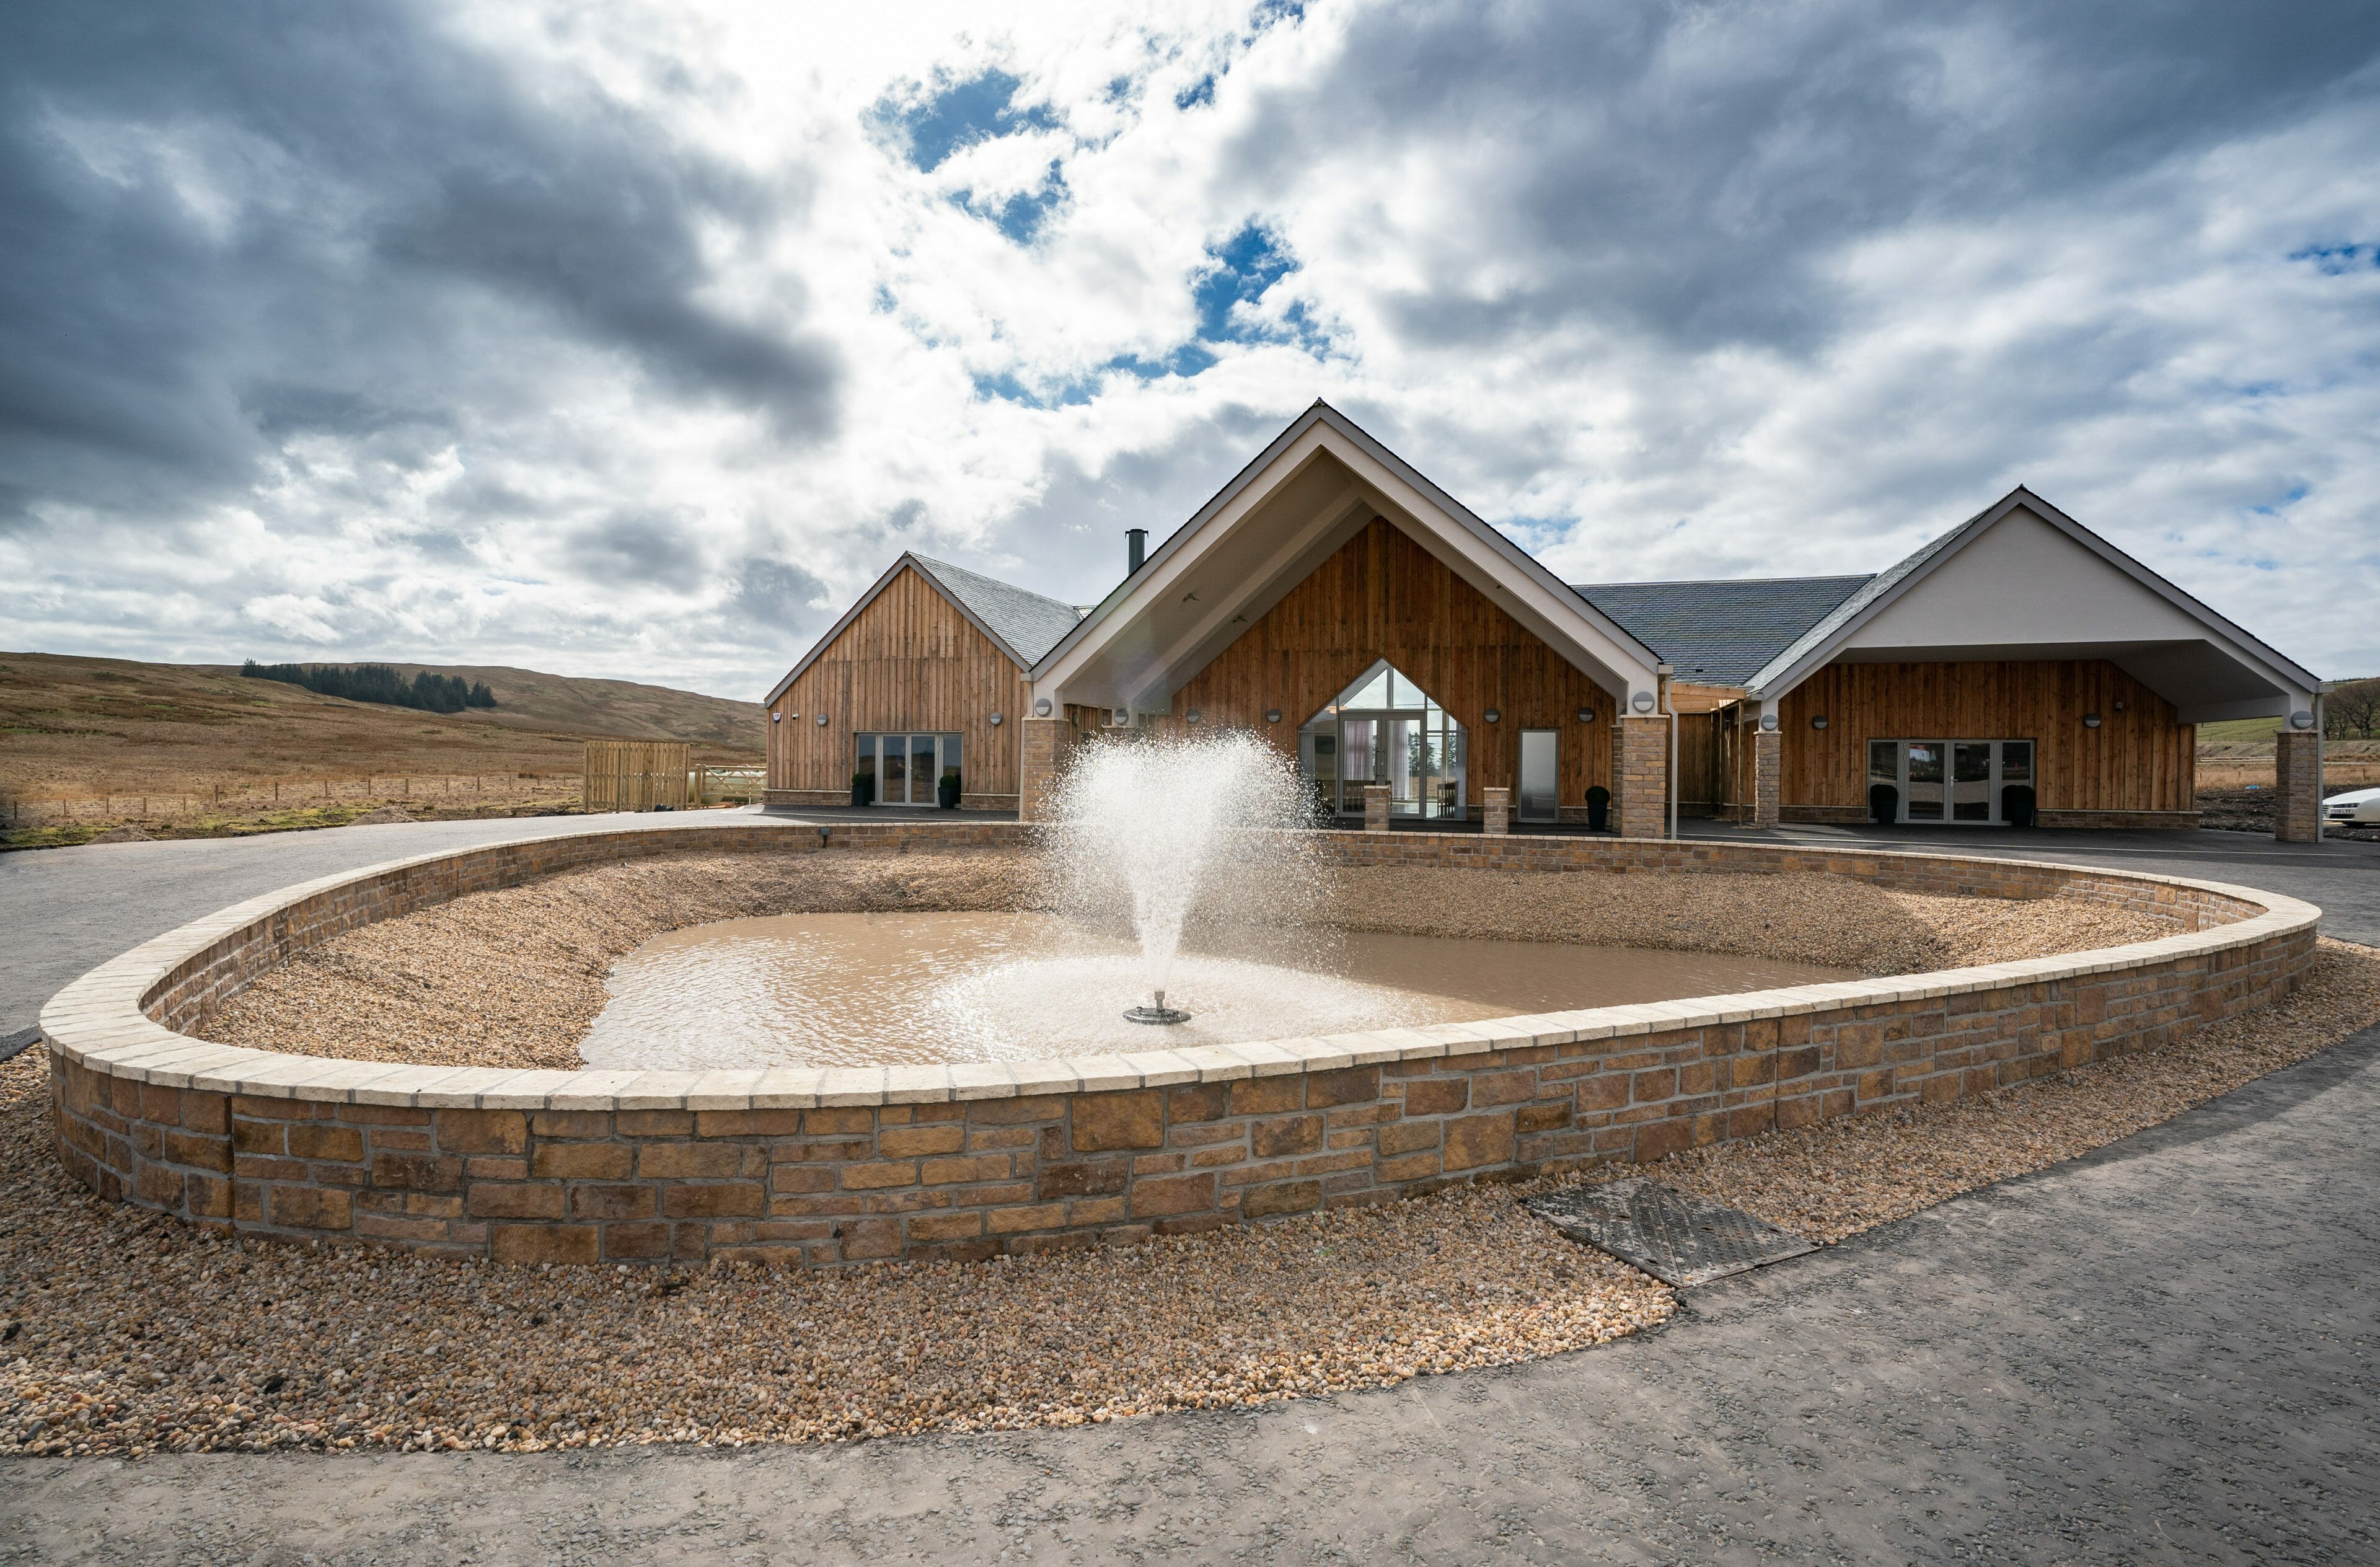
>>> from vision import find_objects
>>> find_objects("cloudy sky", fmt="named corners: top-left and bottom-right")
top-left (4, 1), bottom-right (2378, 698)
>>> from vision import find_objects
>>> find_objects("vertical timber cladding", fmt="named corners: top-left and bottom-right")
top-left (1166, 517), bottom-right (1616, 808)
top-left (584, 740), bottom-right (692, 811)
top-left (765, 563), bottom-right (1030, 806)
top-left (1778, 659), bottom-right (2197, 816)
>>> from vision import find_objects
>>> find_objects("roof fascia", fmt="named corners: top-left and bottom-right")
top-left (763, 555), bottom-right (1023, 707)
top-left (1748, 488), bottom-right (2321, 700)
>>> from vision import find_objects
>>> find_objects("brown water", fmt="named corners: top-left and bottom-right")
top-left (581, 912), bottom-right (1859, 1071)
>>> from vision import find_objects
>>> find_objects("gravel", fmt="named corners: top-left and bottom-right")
top-left (9, 937), bottom-right (2373, 1461)
top-left (200, 850), bottom-right (2183, 1070)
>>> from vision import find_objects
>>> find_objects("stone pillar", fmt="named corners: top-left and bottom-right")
top-left (1482, 787), bottom-right (1510, 835)
top-left (1616, 717), bottom-right (1670, 839)
top-left (1752, 728), bottom-right (1781, 829)
top-left (1019, 717), bottom-right (1072, 822)
top-left (2275, 728), bottom-right (2322, 843)
top-left (1363, 784), bottom-right (1390, 833)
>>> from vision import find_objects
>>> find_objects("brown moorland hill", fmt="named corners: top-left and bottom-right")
top-left (0, 652), bottom-right (763, 797)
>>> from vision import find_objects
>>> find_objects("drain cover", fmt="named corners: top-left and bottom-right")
top-left (1525, 1179), bottom-right (1816, 1287)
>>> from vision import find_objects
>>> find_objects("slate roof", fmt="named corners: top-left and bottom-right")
top-left (909, 555), bottom-right (1086, 665)
top-left (1569, 575), bottom-right (1874, 687)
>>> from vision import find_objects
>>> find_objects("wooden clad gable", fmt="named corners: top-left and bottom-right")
top-left (765, 563), bottom-right (1027, 803)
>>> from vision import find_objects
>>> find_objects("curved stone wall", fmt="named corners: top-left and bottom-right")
top-left (40, 820), bottom-right (2319, 1267)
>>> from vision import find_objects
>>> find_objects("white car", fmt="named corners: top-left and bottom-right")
top-left (2325, 787), bottom-right (2380, 825)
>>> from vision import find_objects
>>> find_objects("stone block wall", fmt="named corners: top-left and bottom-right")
top-left (1616, 717), bottom-right (1668, 839)
top-left (43, 819), bottom-right (2316, 1269)
top-left (2275, 730), bottom-right (2322, 843)
top-left (1752, 729), bottom-right (1781, 828)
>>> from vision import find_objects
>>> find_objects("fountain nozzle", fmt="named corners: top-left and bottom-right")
top-left (1124, 989), bottom-right (1191, 1025)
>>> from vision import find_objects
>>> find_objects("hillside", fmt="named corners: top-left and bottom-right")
top-left (0, 652), bottom-right (763, 798)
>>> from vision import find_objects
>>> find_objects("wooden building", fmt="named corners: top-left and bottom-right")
top-left (766, 403), bottom-right (2327, 839)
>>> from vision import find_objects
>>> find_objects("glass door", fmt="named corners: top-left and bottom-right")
top-left (1518, 730), bottom-right (1558, 822)
top-left (1880, 739), bottom-right (2035, 824)
top-left (1905, 741), bottom-right (1946, 821)
top-left (1297, 661), bottom-right (1467, 819)
top-left (853, 733), bottom-right (958, 805)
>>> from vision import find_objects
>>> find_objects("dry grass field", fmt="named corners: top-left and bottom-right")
top-left (0, 652), bottom-right (764, 849)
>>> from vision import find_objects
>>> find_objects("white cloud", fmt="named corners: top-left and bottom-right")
top-left (2, 0), bottom-right (2376, 695)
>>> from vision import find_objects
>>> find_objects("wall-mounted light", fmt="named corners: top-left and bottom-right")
top-left (1759, 713), bottom-right (1778, 732)
top-left (1810, 715), bottom-right (1829, 731)
top-left (814, 713), bottom-right (827, 726)
top-left (1483, 707), bottom-right (1501, 723)
top-left (1576, 707), bottom-right (1595, 723)
top-left (1034, 697), bottom-right (1053, 717)
top-left (2113, 700), bottom-right (2126, 712)
top-left (988, 712), bottom-right (1003, 727)
top-left (1185, 708), bottom-right (1202, 724)
top-left (2290, 710), bottom-right (2316, 730)
top-left (2082, 713), bottom-right (2102, 729)
top-left (1266, 708), bottom-right (1282, 724)
top-left (772, 712), bottom-right (783, 724)
top-left (1630, 691), bottom-right (1655, 713)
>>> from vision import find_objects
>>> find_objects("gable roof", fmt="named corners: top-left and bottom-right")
top-left (1743, 485), bottom-right (2322, 700)
top-left (1572, 575), bottom-right (1872, 686)
top-left (762, 552), bottom-right (1083, 706)
top-left (909, 556), bottom-right (1083, 665)
top-left (1029, 400), bottom-right (1664, 699)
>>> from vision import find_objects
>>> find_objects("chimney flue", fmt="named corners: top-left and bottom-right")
top-left (1126, 527), bottom-right (1147, 575)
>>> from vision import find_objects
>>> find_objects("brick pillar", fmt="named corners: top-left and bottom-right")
top-left (2275, 728), bottom-right (2322, 843)
top-left (1752, 728), bottom-right (1781, 829)
top-left (1482, 787), bottom-right (1510, 835)
top-left (1020, 718), bottom-right (1072, 822)
top-left (1363, 784), bottom-right (1390, 832)
top-left (1616, 717), bottom-right (1669, 839)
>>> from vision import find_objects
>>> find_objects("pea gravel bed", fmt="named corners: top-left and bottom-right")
top-left (7, 939), bottom-right (2374, 1461)
top-left (197, 849), bottom-right (2183, 1070)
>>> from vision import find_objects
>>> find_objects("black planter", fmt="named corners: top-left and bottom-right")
top-left (1869, 782), bottom-right (1899, 824)
top-left (850, 775), bottom-right (874, 808)
top-left (938, 775), bottom-right (962, 810)
top-left (1585, 801), bottom-right (1608, 832)
top-left (2002, 784), bottom-right (2035, 828)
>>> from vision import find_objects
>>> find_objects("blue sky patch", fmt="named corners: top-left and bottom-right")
top-left (885, 69), bottom-right (1060, 173)
top-left (2288, 242), bottom-right (2378, 275)
top-left (1194, 223), bottom-right (1298, 342)
top-left (1175, 74), bottom-right (1217, 110)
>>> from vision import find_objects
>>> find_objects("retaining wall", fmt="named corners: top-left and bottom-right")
top-left (40, 820), bottom-right (2319, 1268)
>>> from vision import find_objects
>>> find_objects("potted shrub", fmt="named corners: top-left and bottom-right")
top-left (850, 770), bottom-right (874, 808)
top-left (1869, 782), bottom-right (1898, 824)
top-left (2002, 784), bottom-right (2035, 828)
top-left (937, 771), bottom-right (962, 809)
top-left (1585, 784), bottom-right (1610, 832)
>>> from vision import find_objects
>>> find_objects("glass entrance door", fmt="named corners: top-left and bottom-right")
top-left (1878, 739), bottom-right (2034, 825)
top-left (1297, 661), bottom-right (1466, 819)
top-left (854, 733), bottom-right (962, 805)
top-left (1518, 730), bottom-right (1558, 822)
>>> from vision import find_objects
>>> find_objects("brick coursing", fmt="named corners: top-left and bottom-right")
top-left (46, 819), bottom-right (2311, 1268)
top-left (1615, 717), bottom-right (1668, 839)
top-left (1752, 730), bottom-right (1781, 829)
top-left (2275, 730), bottom-right (2321, 844)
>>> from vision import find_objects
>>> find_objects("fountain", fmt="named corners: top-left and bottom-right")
top-left (1042, 730), bottom-right (1318, 1025)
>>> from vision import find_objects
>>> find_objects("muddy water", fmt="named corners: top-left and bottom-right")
top-left (580, 912), bottom-right (1859, 1071)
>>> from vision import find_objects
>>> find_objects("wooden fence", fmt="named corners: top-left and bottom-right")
top-left (583, 741), bottom-right (692, 812)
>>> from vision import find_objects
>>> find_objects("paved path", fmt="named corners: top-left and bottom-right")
top-left (7, 1019), bottom-right (2376, 1563)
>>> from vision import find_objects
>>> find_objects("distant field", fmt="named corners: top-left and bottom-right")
top-left (0, 652), bottom-right (765, 847)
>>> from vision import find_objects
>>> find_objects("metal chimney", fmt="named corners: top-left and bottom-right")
top-left (1126, 527), bottom-right (1147, 575)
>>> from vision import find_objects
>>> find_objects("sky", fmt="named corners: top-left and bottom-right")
top-left (3, 0), bottom-right (2378, 700)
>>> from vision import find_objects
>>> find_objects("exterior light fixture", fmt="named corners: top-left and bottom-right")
top-left (1630, 691), bottom-right (1655, 713)
top-left (772, 712), bottom-right (783, 724)
top-left (1185, 708), bottom-right (1202, 724)
top-left (1034, 697), bottom-right (1053, 717)
top-left (2113, 700), bottom-right (2126, 712)
top-left (1759, 713), bottom-right (1778, 731)
top-left (2082, 713), bottom-right (2102, 729)
top-left (988, 712), bottom-right (1003, 726)
top-left (2290, 710), bottom-right (2316, 730)
top-left (1484, 707), bottom-right (1501, 723)
top-left (814, 713), bottom-right (827, 726)
top-left (1266, 708), bottom-right (1282, 723)
top-left (1810, 715), bottom-right (1829, 730)
top-left (1576, 707), bottom-right (1595, 723)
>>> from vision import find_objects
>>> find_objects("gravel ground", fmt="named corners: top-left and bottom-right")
top-left (200, 850), bottom-right (2181, 1070)
top-left (9, 939), bottom-right (2374, 1463)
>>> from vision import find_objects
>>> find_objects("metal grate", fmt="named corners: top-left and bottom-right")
top-left (1525, 1178), bottom-right (1817, 1287)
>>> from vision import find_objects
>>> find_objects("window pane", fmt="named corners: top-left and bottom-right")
top-left (1869, 740), bottom-right (1897, 784)
top-left (1906, 741), bottom-right (1944, 820)
top-left (2001, 741), bottom-right (2032, 784)
top-left (912, 735), bottom-right (936, 801)
top-left (854, 735), bottom-right (876, 799)
top-left (1344, 669), bottom-right (1391, 710)
top-left (941, 733), bottom-right (962, 785)
top-left (1342, 719), bottom-right (1373, 784)
top-left (881, 736), bottom-right (906, 797)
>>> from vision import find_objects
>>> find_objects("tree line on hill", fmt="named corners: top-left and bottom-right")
top-left (241, 660), bottom-right (495, 714)
top-left (2327, 677), bottom-right (2380, 740)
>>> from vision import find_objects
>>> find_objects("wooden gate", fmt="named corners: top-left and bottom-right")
top-left (583, 741), bottom-right (691, 812)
